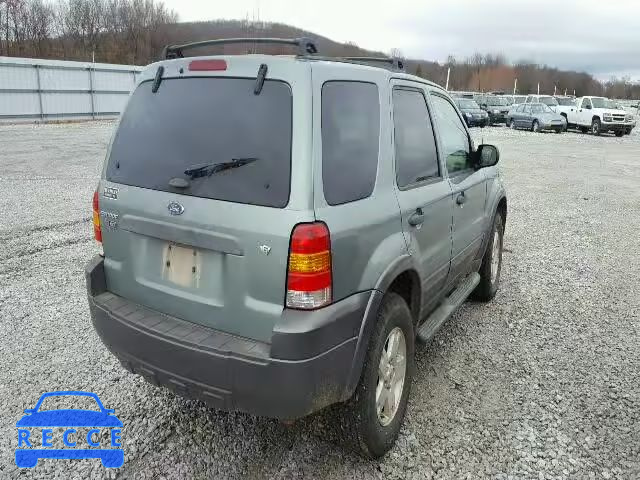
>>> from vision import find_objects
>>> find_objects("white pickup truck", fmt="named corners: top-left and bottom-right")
top-left (565, 96), bottom-right (633, 136)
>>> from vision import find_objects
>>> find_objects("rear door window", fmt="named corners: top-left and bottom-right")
top-left (321, 81), bottom-right (380, 205)
top-left (106, 77), bottom-right (292, 208)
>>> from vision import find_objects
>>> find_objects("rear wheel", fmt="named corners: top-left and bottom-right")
top-left (591, 118), bottom-right (601, 136)
top-left (532, 120), bottom-right (540, 132)
top-left (472, 212), bottom-right (504, 302)
top-left (509, 119), bottom-right (516, 129)
top-left (580, 126), bottom-right (589, 133)
top-left (330, 293), bottom-right (414, 458)
top-left (615, 131), bottom-right (624, 137)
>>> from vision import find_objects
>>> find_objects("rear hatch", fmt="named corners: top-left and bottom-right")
top-left (98, 57), bottom-right (314, 343)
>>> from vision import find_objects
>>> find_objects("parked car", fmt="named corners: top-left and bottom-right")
top-left (86, 37), bottom-right (507, 459)
top-left (554, 96), bottom-right (576, 126)
top-left (507, 103), bottom-right (566, 133)
top-left (614, 101), bottom-right (636, 135)
top-left (565, 96), bottom-right (629, 136)
top-left (501, 95), bottom-right (515, 105)
top-left (476, 95), bottom-right (511, 124)
top-left (455, 98), bottom-right (489, 127)
top-left (525, 95), bottom-right (559, 112)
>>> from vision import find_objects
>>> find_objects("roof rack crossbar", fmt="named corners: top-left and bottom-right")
top-left (162, 37), bottom-right (318, 59)
top-left (342, 56), bottom-right (405, 71)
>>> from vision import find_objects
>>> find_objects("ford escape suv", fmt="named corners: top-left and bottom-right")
top-left (86, 37), bottom-right (507, 458)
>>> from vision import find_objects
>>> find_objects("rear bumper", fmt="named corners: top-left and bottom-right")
top-left (86, 256), bottom-right (379, 419)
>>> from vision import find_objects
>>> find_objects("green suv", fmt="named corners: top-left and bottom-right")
top-left (86, 38), bottom-right (507, 458)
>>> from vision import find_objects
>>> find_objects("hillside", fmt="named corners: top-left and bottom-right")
top-left (2, 5), bottom-right (637, 97)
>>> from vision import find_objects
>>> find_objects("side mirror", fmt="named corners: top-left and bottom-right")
top-left (585, 104), bottom-right (592, 110)
top-left (476, 144), bottom-right (500, 168)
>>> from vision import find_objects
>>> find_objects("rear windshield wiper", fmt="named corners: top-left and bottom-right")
top-left (183, 157), bottom-right (258, 179)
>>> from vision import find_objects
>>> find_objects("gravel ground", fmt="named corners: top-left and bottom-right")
top-left (0, 122), bottom-right (638, 479)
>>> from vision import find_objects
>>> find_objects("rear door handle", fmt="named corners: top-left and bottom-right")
top-left (456, 192), bottom-right (467, 205)
top-left (408, 208), bottom-right (425, 226)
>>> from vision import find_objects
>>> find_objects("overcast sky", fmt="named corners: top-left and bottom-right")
top-left (161, 0), bottom-right (640, 81)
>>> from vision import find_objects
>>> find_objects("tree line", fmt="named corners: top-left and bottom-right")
top-left (408, 53), bottom-right (640, 100)
top-left (0, 5), bottom-right (638, 99)
top-left (0, 0), bottom-right (177, 64)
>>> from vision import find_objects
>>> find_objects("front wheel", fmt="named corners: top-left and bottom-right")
top-left (509, 119), bottom-right (516, 129)
top-left (532, 120), bottom-right (540, 132)
top-left (615, 131), bottom-right (624, 137)
top-left (472, 212), bottom-right (504, 302)
top-left (591, 118), bottom-right (601, 136)
top-left (333, 293), bottom-right (414, 458)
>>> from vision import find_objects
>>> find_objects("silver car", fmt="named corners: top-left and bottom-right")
top-left (86, 36), bottom-right (508, 458)
top-left (507, 103), bottom-right (567, 133)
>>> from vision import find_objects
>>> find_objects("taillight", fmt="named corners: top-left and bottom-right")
top-left (286, 222), bottom-right (332, 309)
top-left (188, 59), bottom-right (227, 71)
top-left (92, 190), bottom-right (102, 243)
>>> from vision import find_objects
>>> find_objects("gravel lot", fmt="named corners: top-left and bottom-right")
top-left (0, 122), bottom-right (638, 479)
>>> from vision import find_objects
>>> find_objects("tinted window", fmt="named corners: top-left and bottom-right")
top-left (392, 88), bottom-right (439, 188)
top-left (430, 94), bottom-right (472, 174)
top-left (107, 78), bottom-right (292, 207)
top-left (322, 82), bottom-right (380, 205)
top-left (582, 98), bottom-right (592, 108)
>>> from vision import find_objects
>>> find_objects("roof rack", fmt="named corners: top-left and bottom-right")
top-left (342, 56), bottom-right (405, 72)
top-left (162, 37), bottom-right (318, 59)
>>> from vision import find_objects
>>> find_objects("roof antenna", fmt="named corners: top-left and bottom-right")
top-left (152, 66), bottom-right (164, 93)
top-left (254, 63), bottom-right (268, 95)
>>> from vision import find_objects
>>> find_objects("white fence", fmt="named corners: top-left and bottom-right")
top-left (0, 56), bottom-right (142, 122)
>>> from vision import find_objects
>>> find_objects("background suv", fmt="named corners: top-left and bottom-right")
top-left (86, 38), bottom-right (507, 458)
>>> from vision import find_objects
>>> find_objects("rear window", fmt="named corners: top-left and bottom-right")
top-left (321, 81), bottom-right (380, 205)
top-left (106, 77), bottom-right (292, 208)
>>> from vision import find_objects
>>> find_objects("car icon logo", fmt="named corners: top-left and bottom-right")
top-left (15, 391), bottom-right (124, 469)
top-left (168, 201), bottom-right (185, 216)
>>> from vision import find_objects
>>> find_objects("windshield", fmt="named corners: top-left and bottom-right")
top-left (556, 97), bottom-right (575, 106)
top-left (532, 104), bottom-right (553, 113)
top-left (539, 96), bottom-right (559, 106)
top-left (591, 97), bottom-right (609, 108)
top-left (457, 99), bottom-right (480, 109)
top-left (106, 77), bottom-right (293, 208)
top-left (486, 97), bottom-right (509, 106)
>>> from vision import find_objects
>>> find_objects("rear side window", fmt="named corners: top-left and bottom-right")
top-left (322, 81), bottom-right (380, 205)
top-left (392, 88), bottom-right (439, 188)
top-left (106, 77), bottom-right (292, 208)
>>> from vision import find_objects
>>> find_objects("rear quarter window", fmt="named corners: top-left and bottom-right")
top-left (321, 81), bottom-right (380, 206)
top-left (106, 77), bottom-right (292, 208)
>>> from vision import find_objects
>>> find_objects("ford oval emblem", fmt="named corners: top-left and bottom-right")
top-left (167, 201), bottom-right (185, 216)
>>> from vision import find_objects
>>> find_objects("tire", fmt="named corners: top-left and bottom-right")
top-left (591, 118), bottom-right (601, 136)
top-left (615, 131), bottom-right (624, 137)
top-left (532, 120), bottom-right (540, 133)
top-left (330, 293), bottom-right (415, 458)
top-left (555, 128), bottom-right (562, 134)
top-left (509, 119), bottom-right (516, 130)
top-left (472, 212), bottom-right (504, 302)
top-left (560, 114), bottom-right (568, 131)
top-left (580, 126), bottom-right (589, 133)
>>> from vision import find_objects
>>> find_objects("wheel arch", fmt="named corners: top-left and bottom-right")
top-left (342, 256), bottom-right (422, 399)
